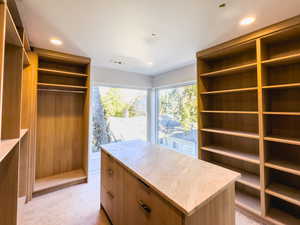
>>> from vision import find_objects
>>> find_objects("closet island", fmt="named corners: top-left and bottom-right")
top-left (100, 140), bottom-right (240, 225)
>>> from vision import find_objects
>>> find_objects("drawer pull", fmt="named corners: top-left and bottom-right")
top-left (138, 200), bottom-right (151, 214)
top-left (107, 168), bottom-right (114, 176)
top-left (107, 191), bottom-right (114, 199)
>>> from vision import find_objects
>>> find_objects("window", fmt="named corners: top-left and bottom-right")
top-left (91, 86), bottom-right (148, 152)
top-left (156, 84), bottom-right (198, 158)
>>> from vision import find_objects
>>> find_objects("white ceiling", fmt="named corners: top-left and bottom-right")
top-left (17, 0), bottom-right (300, 76)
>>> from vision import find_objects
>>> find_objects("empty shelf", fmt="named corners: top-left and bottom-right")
top-left (201, 128), bottom-right (259, 139)
top-left (236, 190), bottom-right (261, 216)
top-left (265, 160), bottom-right (300, 176)
top-left (266, 183), bottom-right (300, 207)
top-left (34, 169), bottom-right (87, 194)
top-left (266, 208), bottom-right (300, 225)
top-left (263, 83), bottom-right (300, 90)
top-left (213, 162), bottom-right (260, 190)
top-left (0, 139), bottom-right (19, 163)
top-left (202, 146), bottom-right (260, 165)
top-left (38, 68), bottom-right (88, 78)
top-left (38, 83), bottom-right (87, 91)
top-left (264, 112), bottom-right (300, 116)
top-left (264, 136), bottom-right (300, 146)
top-left (199, 63), bottom-right (257, 77)
top-left (201, 110), bottom-right (258, 115)
top-left (262, 53), bottom-right (300, 66)
top-left (201, 87), bottom-right (257, 95)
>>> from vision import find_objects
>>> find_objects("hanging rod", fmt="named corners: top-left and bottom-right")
top-left (38, 89), bottom-right (86, 94)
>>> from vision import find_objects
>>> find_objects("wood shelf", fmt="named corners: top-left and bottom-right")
top-left (0, 138), bottom-right (19, 163)
top-left (213, 162), bottom-right (260, 190)
top-left (266, 208), bottom-right (300, 225)
top-left (199, 63), bottom-right (257, 77)
top-left (263, 83), bottom-right (300, 90)
top-left (38, 68), bottom-right (88, 78)
top-left (266, 183), bottom-right (300, 207)
top-left (265, 160), bottom-right (300, 176)
top-left (202, 146), bottom-right (260, 165)
top-left (5, 6), bottom-right (22, 47)
top-left (264, 112), bottom-right (300, 116)
top-left (236, 190), bottom-right (261, 216)
top-left (262, 53), bottom-right (300, 66)
top-left (264, 136), bottom-right (300, 146)
top-left (34, 169), bottom-right (87, 194)
top-left (201, 128), bottom-right (259, 139)
top-left (201, 110), bottom-right (258, 115)
top-left (201, 87), bottom-right (257, 95)
top-left (38, 82), bottom-right (87, 91)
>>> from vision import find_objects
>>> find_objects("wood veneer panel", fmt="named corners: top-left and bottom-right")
top-left (0, 144), bottom-right (19, 225)
top-left (0, 4), bottom-right (5, 139)
top-left (19, 133), bottom-right (28, 198)
top-left (1, 44), bottom-right (23, 139)
top-left (36, 91), bottom-right (84, 179)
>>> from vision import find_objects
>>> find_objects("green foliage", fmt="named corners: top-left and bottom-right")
top-left (159, 85), bottom-right (197, 131)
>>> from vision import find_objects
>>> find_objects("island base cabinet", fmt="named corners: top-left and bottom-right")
top-left (184, 183), bottom-right (235, 225)
top-left (101, 150), bottom-right (236, 225)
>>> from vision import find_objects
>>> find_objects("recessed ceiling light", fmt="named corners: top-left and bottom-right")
top-left (219, 3), bottom-right (226, 8)
top-left (240, 17), bottom-right (255, 26)
top-left (50, 38), bottom-right (63, 46)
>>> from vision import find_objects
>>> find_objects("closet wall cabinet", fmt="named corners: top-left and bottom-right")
top-left (33, 48), bottom-right (90, 197)
top-left (0, 0), bottom-right (33, 224)
top-left (197, 15), bottom-right (300, 225)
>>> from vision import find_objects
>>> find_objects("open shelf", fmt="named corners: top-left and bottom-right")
top-left (0, 139), bottom-right (19, 163)
top-left (202, 146), bottom-right (260, 165)
top-left (262, 53), bottom-right (300, 66)
top-left (201, 128), bottom-right (259, 139)
top-left (265, 160), bottom-right (300, 176)
top-left (264, 136), bottom-right (300, 146)
top-left (34, 169), bottom-right (87, 195)
top-left (213, 162), bottom-right (260, 190)
top-left (38, 82), bottom-right (87, 91)
top-left (266, 183), bottom-right (300, 207)
top-left (236, 190), bottom-right (261, 216)
top-left (263, 82), bottom-right (300, 90)
top-left (201, 110), bottom-right (258, 115)
top-left (267, 208), bottom-right (300, 225)
top-left (264, 112), bottom-right (300, 116)
top-left (201, 87), bottom-right (257, 95)
top-left (38, 68), bottom-right (88, 78)
top-left (199, 63), bottom-right (257, 77)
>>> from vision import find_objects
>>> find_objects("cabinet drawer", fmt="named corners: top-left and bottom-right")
top-left (124, 170), bottom-right (182, 225)
top-left (101, 151), bottom-right (114, 191)
top-left (101, 185), bottom-right (114, 220)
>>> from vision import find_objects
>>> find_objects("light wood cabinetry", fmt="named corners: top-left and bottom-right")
top-left (197, 16), bottom-right (300, 225)
top-left (33, 48), bottom-right (90, 196)
top-left (101, 141), bottom-right (240, 225)
top-left (0, 0), bottom-right (34, 224)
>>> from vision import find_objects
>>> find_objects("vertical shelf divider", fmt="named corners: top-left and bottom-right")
top-left (256, 38), bottom-right (267, 216)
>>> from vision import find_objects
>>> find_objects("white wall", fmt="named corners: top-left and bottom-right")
top-left (91, 66), bottom-right (152, 89)
top-left (152, 64), bottom-right (196, 88)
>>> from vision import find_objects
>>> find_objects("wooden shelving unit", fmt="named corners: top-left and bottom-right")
top-left (34, 48), bottom-right (90, 196)
top-left (0, 1), bottom-right (33, 224)
top-left (197, 20), bottom-right (300, 224)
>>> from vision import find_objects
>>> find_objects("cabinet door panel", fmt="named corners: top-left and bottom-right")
top-left (112, 161), bottom-right (124, 225)
top-left (101, 185), bottom-right (114, 220)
